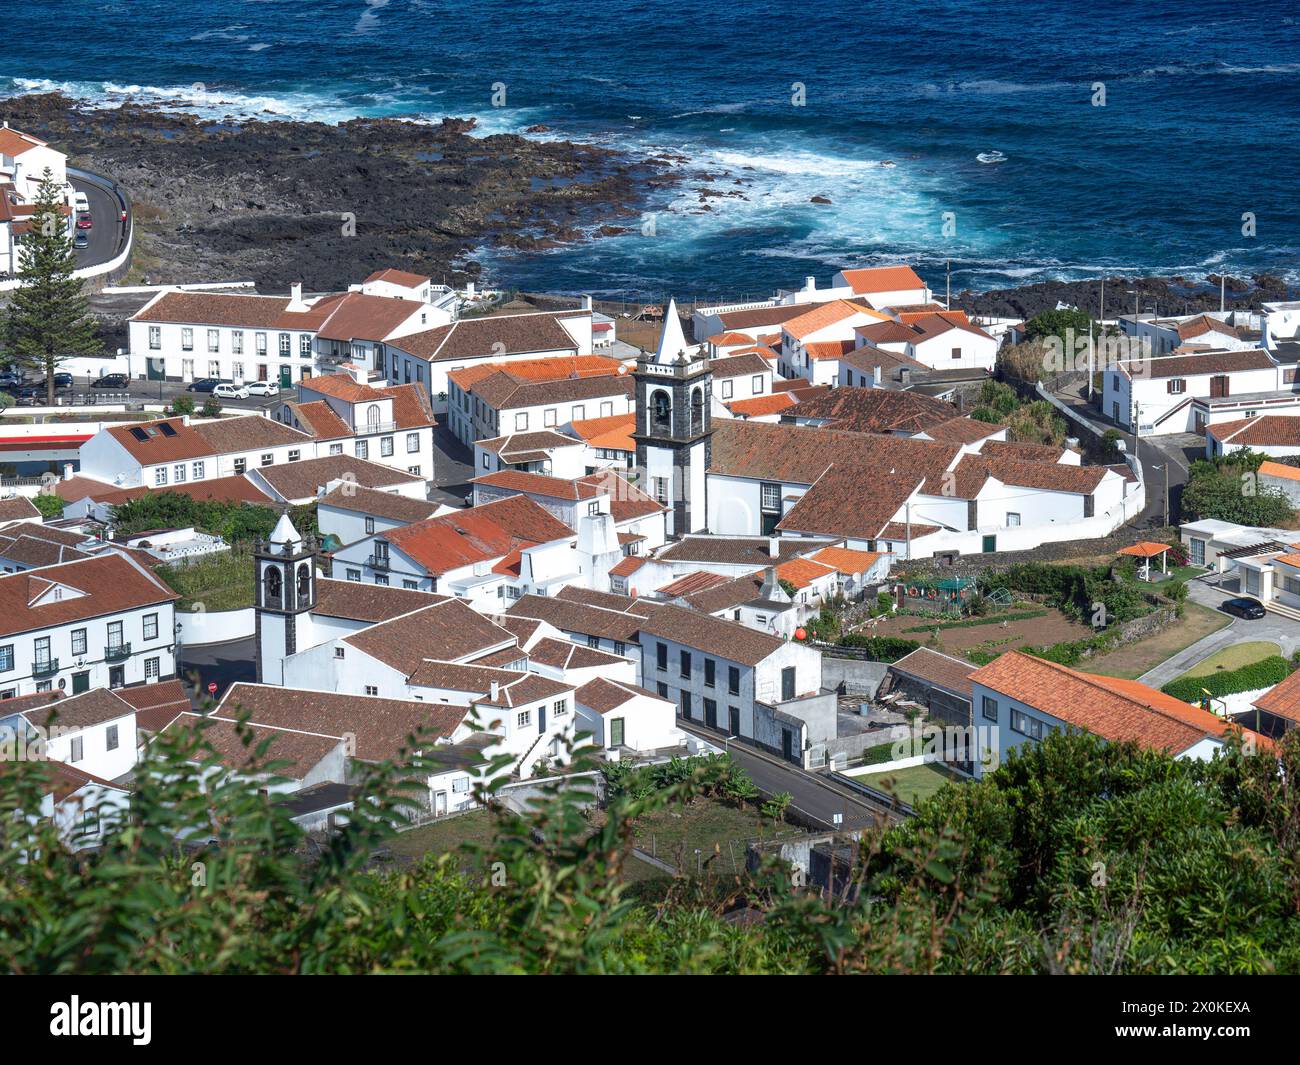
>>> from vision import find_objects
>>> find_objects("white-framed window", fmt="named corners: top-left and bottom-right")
top-left (721, 379), bottom-right (733, 399)
top-left (193, 460), bottom-right (205, 479)
top-left (181, 327), bottom-right (193, 351)
top-left (208, 360), bottom-right (220, 378)
top-left (571, 404), bottom-right (585, 421)
top-left (154, 467), bottom-right (168, 486)
top-left (1167, 378), bottom-right (1186, 394)
top-left (600, 401), bottom-right (614, 417)
top-left (233, 457), bottom-right (246, 475)
top-left (143, 613), bottom-right (159, 640)
top-left (514, 412), bottom-right (528, 431)
top-left (70, 736), bottom-right (83, 762)
top-left (329, 442), bottom-right (343, 455)
top-left (288, 449), bottom-right (301, 462)
top-left (365, 685), bottom-right (379, 696)
top-left (231, 362), bottom-right (243, 381)
top-left (760, 482), bottom-right (780, 512)
top-left (365, 517), bottom-right (375, 535)
top-left (356, 440), bottom-right (369, 459)
top-left (208, 328), bottom-right (220, 352)
top-left (552, 699), bottom-right (568, 717)
top-left (334, 647), bottom-right (345, 659)
top-left (381, 437), bottom-right (394, 457)
top-left (261, 453), bottom-right (273, 467)
top-left (516, 710), bottom-right (532, 729)
top-left (300, 334), bottom-right (312, 356)
top-left (1006, 512), bottom-right (1021, 527)
top-left (752, 375), bottom-right (763, 394)
top-left (148, 325), bottom-right (161, 350)
top-left (279, 333), bottom-right (291, 357)
top-left (407, 465), bottom-right (421, 475)
top-left (255, 332), bottom-right (267, 355)
top-left (1010, 708), bottom-right (1044, 739)
top-left (452, 777), bottom-right (470, 794)
top-left (1189, 537), bottom-right (1206, 566)
top-left (544, 408), bottom-right (557, 427)
top-left (173, 463), bottom-right (187, 483)
top-left (71, 629), bottom-right (87, 656)
top-left (347, 569), bottom-right (361, 582)
top-left (232, 331), bottom-right (244, 354)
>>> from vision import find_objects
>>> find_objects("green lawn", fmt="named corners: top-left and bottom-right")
top-left (855, 764), bottom-right (963, 807)
top-left (159, 549), bottom-right (255, 611)
top-left (1085, 603), bottom-right (1232, 680)
top-left (384, 809), bottom-right (499, 866)
top-left (1179, 641), bottom-right (1280, 679)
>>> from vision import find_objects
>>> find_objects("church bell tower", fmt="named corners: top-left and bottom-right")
top-left (632, 298), bottom-right (713, 538)
top-left (255, 514), bottom-right (317, 685)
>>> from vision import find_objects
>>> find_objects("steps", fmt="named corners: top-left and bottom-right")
top-left (1265, 599), bottom-right (1300, 622)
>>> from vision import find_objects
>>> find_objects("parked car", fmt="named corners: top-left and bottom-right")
top-left (74, 230), bottom-right (89, 249)
top-left (186, 378), bottom-right (223, 393)
top-left (0, 370), bottom-right (25, 389)
top-left (213, 383), bottom-right (250, 400)
top-left (91, 373), bottom-right (130, 389)
top-left (244, 380), bottom-right (280, 397)
top-left (73, 191), bottom-right (90, 213)
top-left (76, 212), bottom-right (93, 230)
top-left (1220, 596), bottom-right (1266, 620)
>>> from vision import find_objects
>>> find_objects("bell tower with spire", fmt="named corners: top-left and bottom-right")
top-left (254, 514), bottom-right (318, 685)
top-left (632, 298), bottom-right (713, 538)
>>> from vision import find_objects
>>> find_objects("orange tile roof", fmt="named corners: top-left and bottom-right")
top-left (0, 127), bottom-right (48, 156)
top-left (609, 555), bottom-right (647, 577)
top-left (803, 340), bottom-right (855, 360)
top-left (386, 495), bottom-right (575, 575)
top-left (838, 265), bottom-right (925, 295)
top-left (775, 557), bottom-right (835, 589)
top-left (569, 411), bottom-right (635, 451)
top-left (1254, 670), bottom-right (1300, 724)
top-left (1272, 552), bottom-right (1300, 568)
top-left (1260, 459), bottom-right (1300, 482)
top-left (727, 393), bottom-right (797, 418)
top-left (364, 268), bottom-right (431, 287)
top-left (783, 300), bottom-right (886, 341)
top-left (810, 546), bottom-right (884, 573)
top-left (447, 354), bottom-right (627, 393)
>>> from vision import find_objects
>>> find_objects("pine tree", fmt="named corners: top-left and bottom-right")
top-left (2, 168), bottom-right (100, 405)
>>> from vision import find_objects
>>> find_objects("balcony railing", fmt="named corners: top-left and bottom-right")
top-left (32, 657), bottom-right (59, 678)
top-left (105, 642), bottom-right (132, 662)
top-left (358, 421), bottom-right (398, 435)
top-left (366, 554), bottom-right (391, 570)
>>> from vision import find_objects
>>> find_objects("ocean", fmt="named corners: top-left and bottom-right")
top-left (4, 0), bottom-right (1299, 299)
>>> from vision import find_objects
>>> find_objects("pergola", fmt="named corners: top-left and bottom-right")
top-left (1119, 541), bottom-right (1172, 581)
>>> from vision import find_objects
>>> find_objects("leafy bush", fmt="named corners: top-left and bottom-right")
top-left (837, 634), bottom-right (922, 661)
top-left (32, 493), bottom-right (65, 519)
top-left (112, 491), bottom-right (317, 545)
top-left (1161, 655), bottom-right (1292, 702)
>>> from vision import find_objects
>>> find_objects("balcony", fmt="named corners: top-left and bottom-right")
top-left (357, 420), bottom-right (398, 435)
top-left (105, 642), bottom-right (132, 662)
top-left (32, 657), bottom-right (59, 678)
top-left (366, 554), bottom-right (391, 570)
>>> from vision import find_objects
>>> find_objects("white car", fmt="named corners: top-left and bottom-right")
top-left (244, 380), bottom-right (280, 397)
top-left (73, 191), bottom-right (90, 213)
top-left (212, 383), bottom-right (250, 400)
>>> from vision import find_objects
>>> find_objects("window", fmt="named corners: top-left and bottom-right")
top-left (704, 658), bottom-right (715, 688)
top-left (728, 666), bottom-right (740, 695)
top-left (951, 346), bottom-right (962, 359)
top-left (613, 640), bottom-right (626, 656)
top-left (154, 467), bottom-right (168, 487)
top-left (781, 666), bottom-right (796, 702)
top-left (288, 449), bottom-right (301, 462)
top-left (657, 681), bottom-right (668, 698)
top-left (381, 436), bottom-right (394, 457)
top-left (552, 699), bottom-right (568, 717)
top-left (751, 375), bottom-right (763, 394)
top-left (347, 569), bottom-right (361, 582)
top-left (300, 334), bottom-right (312, 356)
top-left (71, 629), bottom-right (87, 656)
top-left (571, 404), bottom-right (586, 421)
top-left (279, 333), bottom-right (291, 357)
top-left (233, 458), bottom-right (246, 475)
top-left (1010, 709), bottom-right (1044, 739)
top-left (588, 635), bottom-right (600, 649)
top-left (260, 453), bottom-right (273, 467)
top-left (514, 413), bottom-right (528, 432)
top-left (517, 710), bottom-right (532, 729)
top-left (173, 463), bottom-right (187, 483)
top-left (334, 647), bottom-right (345, 659)
top-left (193, 460), bottom-right (205, 479)
top-left (981, 695), bottom-right (998, 722)
top-left (70, 736), bottom-right (83, 763)
top-left (1167, 378), bottom-right (1186, 394)
top-left (1006, 512), bottom-right (1021, 527)
top-left (760, 482), bottom-right (781, 512)
top-left (143, 613), bottom-right (159, 640)
top-left (403, 580), bottom-right (418, 590)
top-left (600, 401), bottom-right (614, 418)
top-left (721, 379), bottom-right (734, 399)
top-left (365, 685), bottom-right (379, 696)
top-left (208, 328), bottom-right (220, 352)
top-left (652, 476), bottom-right (669, 505)
top-left (656, 642), bottom-right (668, 671)
top-left (406, 432), bottom-right (419, 453)
top-left (680, 691), bottom-right (692, 719)
top-left (106, 724), bottom-right (119, 751)
top-left (149, 325), bottom-right (161, 349)
top-left (255, 332), bottom-right (267, 355)
top-left (329, 443), bottom-right (343, 456)
top-left (374, 574), bottom-right (389, 586)
top-left (407, 465), bottom-right (421, 476)
top-left (588, 502), bottom-right (599, 516)
top-left (181, 327), bottom-right (193, 351)
top-left (544, 408), bottom-right (557, 427)
top-left (365, 516), bottom-right (375, 535)
top-left (356, 440), bottom-right (369, 459)
top-left (1189, 537), bottom-right (1206, 566)
top-left (106, 622), bottom-right (123, 651)
top-left (679, 649), bottom-right (691, 679)
top-left (232, 331), bottom-right (244, 354)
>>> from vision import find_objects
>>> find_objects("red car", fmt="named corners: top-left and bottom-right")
top-left (76, 212), bottom-right (93, 229)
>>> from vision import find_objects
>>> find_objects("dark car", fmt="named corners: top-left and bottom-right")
top-left (1221, 596), bottom-right (1266, 620)
top-left (91, 373), bottom-right (129, 389)
top-left (25, 373), bottom-right (72, 392)
top-left (186, 378), bottom-right (223, 393)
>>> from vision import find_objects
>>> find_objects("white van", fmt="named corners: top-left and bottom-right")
top-left (73, 191), bottom-right (90, 213)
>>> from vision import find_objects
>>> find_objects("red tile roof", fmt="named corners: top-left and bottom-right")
top-left (385, 495), bottom-right (575, 575)
top-left (838, 265), bottom-right (925, 295)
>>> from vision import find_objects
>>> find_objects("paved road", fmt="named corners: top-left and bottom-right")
top-left (1137, 573), bottom-right (1300, 687)
top-left (70, 172), bottom-right (128, 272)
top-left (678, 721), bottom-right (901, 831)
top-left (179, 637), bottom-right (257, 707)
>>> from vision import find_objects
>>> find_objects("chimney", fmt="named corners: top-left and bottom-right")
top-left (804, 276), bottom-right (816, 292)
top-left (465, 280), bottom-right (476, 298)
top-left (898, 366), bottom-right (911, 384)
top-left (873, 364), bottom-right (882, 386)
top-left (291, 282), bottom-right (302, 303)
top-left (62, 463), bottom-right (73, 481)
top-left (489, 681), bottom-right (500, 701)
top-left (768, 535), bottom-right (780, 558)
top-left (181, 415), bottom-right (191, 427)
top-left (582, 294), bottom-right (593, 311)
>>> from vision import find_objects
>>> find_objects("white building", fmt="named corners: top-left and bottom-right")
top-left (1102, 348), bottom-right (1280, 435)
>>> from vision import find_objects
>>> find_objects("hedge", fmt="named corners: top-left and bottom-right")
top-left (1161, 656), bottom-right (1293, 703)
top-left (836, 634), bottom-right (922, 662)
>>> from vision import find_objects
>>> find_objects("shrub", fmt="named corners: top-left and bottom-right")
top-left (837, 634), bottom-right (922, 661)
top-left (32, 493), bottom-right (65, 519)
top-left (170, 395), bottom-right (195, 416)
top-left (1161, 656), bottom-right (1292, 703)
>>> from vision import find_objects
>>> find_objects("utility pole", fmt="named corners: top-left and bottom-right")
top-left (1087, 317), bottom-right (1094, 401)
top-left (905, 501), bottom-right (912, 561)
top-left (1220, 275), bottom-right (1225, 314)
top-left (945, 259), bottom-right (951, 310)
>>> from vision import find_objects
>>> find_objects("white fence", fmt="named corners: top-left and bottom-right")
top-left (177, 607), bottom-right (255, 647)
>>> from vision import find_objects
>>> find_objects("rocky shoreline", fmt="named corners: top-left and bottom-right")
top-left (0, 93), bottom-right (687, 292)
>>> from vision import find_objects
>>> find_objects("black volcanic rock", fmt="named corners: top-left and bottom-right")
top-left (0, 93), bottom-right (680, 291)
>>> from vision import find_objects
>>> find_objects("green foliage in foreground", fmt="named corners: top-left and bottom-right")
top-left (3, 720), bottom-right (1300, 974)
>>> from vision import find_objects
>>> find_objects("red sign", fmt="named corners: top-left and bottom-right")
top-left (207, 682), bottom-right (218, 695)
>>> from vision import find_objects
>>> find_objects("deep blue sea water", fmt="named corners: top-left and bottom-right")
top-left (4, 0), bottom-right (1299, 299)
